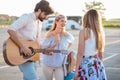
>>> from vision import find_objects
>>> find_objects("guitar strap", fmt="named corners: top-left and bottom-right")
top-left (30, 20), bottom-right (41, 62)
top-left (37, 20), bottom-right (42, 65)
top-left (36, 20), bottom-right (42, 42)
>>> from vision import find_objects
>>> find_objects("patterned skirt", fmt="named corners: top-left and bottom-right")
top-left (78, 54), bottom-right (107, 80)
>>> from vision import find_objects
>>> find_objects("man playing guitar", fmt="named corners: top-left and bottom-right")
top-left (7, 0), bottom-right (55, 80)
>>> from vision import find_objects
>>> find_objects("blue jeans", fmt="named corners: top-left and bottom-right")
top-left (19, 62), bottom-right (39, 80)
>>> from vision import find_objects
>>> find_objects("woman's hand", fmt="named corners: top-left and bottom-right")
top-left (50, 34), bottom-right (60, 49)
top-left (98, 51), bottom-right (103, 61)
top-left (74, 71), bottom-right (78, 80)
top-left (54, 34), bottom-right (60, 45)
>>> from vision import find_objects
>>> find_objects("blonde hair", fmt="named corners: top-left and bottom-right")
top-left (50, 14), bottom-right (67, 31)
top-left (82, 9), bottom-right (105, 52)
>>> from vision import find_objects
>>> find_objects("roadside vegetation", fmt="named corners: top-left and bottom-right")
top-left (1, 17), bottom-right (120, 29)
top-left (0, 1), bottom-right (120, 28)
top-left (103, 19), bottom-right (120, 28)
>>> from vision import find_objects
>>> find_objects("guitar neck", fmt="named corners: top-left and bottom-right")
top-left (34, 49), bottom-right (67, 54)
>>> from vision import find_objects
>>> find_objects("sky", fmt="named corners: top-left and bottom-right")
top-left (0, 0), bottom-right (120, 20)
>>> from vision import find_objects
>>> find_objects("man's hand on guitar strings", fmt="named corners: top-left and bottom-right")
top-left (21, 46), bottom-right (32, 56)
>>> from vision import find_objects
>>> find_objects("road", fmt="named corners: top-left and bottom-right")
top-left (0, 28), bottom-right (120, 80)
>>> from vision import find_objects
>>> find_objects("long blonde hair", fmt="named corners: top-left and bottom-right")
top-left (50, 14), bottom-right (67, 31)
top-left (82, 9), bottom-right (105, 52)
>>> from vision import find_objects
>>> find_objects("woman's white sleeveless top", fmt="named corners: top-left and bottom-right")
top-left (84, 30), bottom-right (97, 56)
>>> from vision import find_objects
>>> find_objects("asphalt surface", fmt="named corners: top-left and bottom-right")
top-left (0, 28), bottom-right (120, 80)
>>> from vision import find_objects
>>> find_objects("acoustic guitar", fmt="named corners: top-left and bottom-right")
top-left (3, 37), bottom-right (68, 66)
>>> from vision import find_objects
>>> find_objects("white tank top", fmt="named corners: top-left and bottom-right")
top-left (84, 30), bottom-right (97, 56)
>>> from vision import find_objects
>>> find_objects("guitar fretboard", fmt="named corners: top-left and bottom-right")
top-left (33, 49), bottom-right (68, 54)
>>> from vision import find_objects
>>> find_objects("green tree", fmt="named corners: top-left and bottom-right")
top-left (7, 18), bottom-right (12, 25)
top-left (84, 1), bottom-right (106, 18)
top-left (54, 12), bottom-right (59, 15)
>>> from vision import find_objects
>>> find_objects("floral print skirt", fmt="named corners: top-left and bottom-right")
top-left (78, 54), bottom-right (107, 80)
